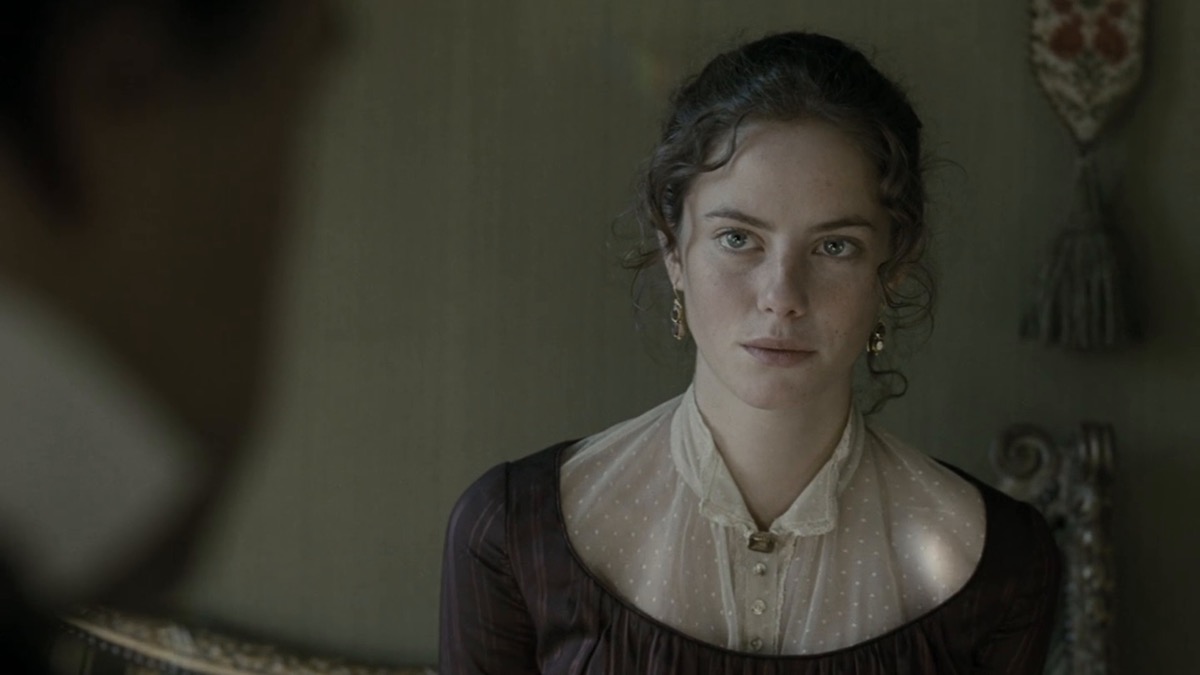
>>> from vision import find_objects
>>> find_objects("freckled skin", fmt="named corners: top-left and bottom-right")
top-left (665, 120), bottom-right (891, 413)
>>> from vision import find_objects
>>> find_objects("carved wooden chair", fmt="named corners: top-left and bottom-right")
top-left (991, 422), bottom-right (1117, 675)
top-left (51, 607), bottom-right (436, 675)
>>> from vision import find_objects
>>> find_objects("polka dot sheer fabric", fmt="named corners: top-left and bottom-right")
top-left (561, 387), bottom-right (985, 655)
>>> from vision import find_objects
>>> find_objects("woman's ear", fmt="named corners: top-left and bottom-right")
top-left (660, 232), bottom-right (683, 289)
top-left (878, 256), bottom-right (909, 299)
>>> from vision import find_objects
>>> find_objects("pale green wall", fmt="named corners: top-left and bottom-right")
top-left (181, 0), bottom-right (1200, 671)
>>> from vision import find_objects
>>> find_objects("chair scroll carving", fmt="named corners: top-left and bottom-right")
top-left (990, 423), bottom-right (1117, 675)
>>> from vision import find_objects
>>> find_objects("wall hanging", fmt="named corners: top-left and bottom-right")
top-left (1023, 0), bottom-right (1147, 350)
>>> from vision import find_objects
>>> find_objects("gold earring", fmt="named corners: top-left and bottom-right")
top-left (670, 289), bottom-right (687, 341)
top-left (867, 322), bottom-right (886, 355)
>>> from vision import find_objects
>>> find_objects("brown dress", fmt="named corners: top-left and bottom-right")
top-left (439, 441), bottom-right (1061, 674)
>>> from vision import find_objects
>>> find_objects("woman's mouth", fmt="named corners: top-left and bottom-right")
top-left (741, 340), bottom-right (816, 366)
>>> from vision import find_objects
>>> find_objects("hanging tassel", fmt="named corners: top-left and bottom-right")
top-left (1021, 152), bottom-right (1135, 350)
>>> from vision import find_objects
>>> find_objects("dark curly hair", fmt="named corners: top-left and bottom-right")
top-left (626, 31), bottom-right (935, 412)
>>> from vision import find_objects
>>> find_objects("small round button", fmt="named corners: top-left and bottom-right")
top-left (753, 562), bottom-right (767, 576)
top-left (751, 599), bottom-right (767, 615)
top-left (749, 637), bottom-right (764, 651)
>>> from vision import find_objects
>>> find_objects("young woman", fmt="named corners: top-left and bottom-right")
top-left (440, 31), bottom-right (1060, 674)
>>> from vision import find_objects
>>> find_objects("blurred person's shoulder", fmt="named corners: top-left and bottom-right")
top-left (0, 283), bottom-right (200, 610)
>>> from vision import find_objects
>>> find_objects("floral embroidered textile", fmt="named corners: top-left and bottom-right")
top-left (1031, 0), bottom-right (1146, 146)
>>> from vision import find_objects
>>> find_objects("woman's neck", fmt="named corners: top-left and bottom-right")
top-left (692, 364), bottom-right (852, 530)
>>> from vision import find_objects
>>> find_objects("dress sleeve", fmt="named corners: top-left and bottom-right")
top-left (439, 463), bottom-right (540, 675)
top-left (972, 502), bottom-right (1063, 674)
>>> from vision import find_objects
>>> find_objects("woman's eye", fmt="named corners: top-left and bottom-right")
top-left (819, 238), bottom-right (855, 257)
top-left (719, 231), bottom-right (750, 250)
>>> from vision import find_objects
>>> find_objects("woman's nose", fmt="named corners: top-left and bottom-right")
top-left (756, 256), bottom-right (809, 318)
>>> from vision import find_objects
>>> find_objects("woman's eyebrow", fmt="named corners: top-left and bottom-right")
top-left (703, 206), bottom-right (772, 229)
top-left (704, 206), bottom-right (876, 232)
top-left (811, 216), bottom-right (877, 233)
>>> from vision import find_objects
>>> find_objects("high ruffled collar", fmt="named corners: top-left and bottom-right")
top-left (668, 384), bottom-right (863, 537)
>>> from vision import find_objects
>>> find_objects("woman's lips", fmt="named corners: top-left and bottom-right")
top-left (741, 342), bottom-right (816, 366)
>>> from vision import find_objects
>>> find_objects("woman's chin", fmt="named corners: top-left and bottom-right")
top-left (729, 381), bottom-right (817, 412)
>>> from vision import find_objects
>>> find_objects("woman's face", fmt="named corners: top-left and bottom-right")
top-left (665, 119), bottom-right (890, 412)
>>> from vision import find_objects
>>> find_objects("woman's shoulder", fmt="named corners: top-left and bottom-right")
top-left (940, 462), bottom-right (1062, 633)
top-left (856, 427), bottom-right (1059, 619)
top-left (443, 441), bottom-right (574, 558)
top-left (563, 395), bottom-right (680, 466)
top-left (450, 442), bottom-right (572, 513)
top-left (447, 399), bottom-right (674, 539)
top-left (861, 426), bottom-right (1058, 572)
top-left (852, 428), bottom-right (987, 601)
top-left (859, 427), bottom-right (986, 519)
top-left (958, 467), bottom-right (1061, 574)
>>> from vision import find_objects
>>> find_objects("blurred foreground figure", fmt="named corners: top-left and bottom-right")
top-left (0, 1), bottom-right (336, 671)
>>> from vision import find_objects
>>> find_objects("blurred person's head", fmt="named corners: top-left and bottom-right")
top-left (1, 0), bottom-right (337, 452)
top-left (0, 0), bottom-right (337, 605)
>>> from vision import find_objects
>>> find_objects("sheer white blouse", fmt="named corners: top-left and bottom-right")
top-left (561, 386), bottom-right (985, 656)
